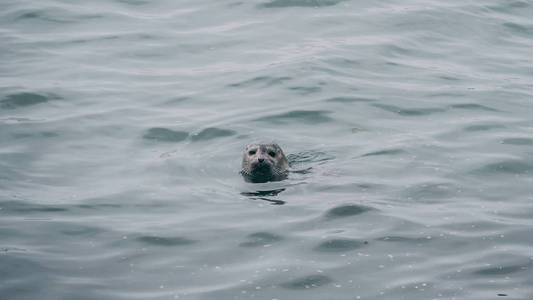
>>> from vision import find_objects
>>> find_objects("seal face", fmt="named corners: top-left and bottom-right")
top-left (241, 143), bottom-right (289, 183)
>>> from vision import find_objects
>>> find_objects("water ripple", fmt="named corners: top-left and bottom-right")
top-left (280, 274), bottom-right (332, 289)
top-left (463, 123), bottom-right (506, 132)
top-left (501, 137), bottom-right (533, 145)
top-left (1, 92), bottom-right (59, 109)
top-left (325, 96), bottom-right (375, 103)
top-left (255, 110), bottom-right (333, 124)
top-left (239, 232), bottom-right (282, 247)
top-left (474, 160), bottom-right (533, 175)
top-left (325, 204), bottom-right (373, 218)
top-left (143, 128), bottom-right (189, 142)
top-left (473, 264), bottom-right (527, 276)
top-left (228, 76), bottom-right (291, 88)
top-left (287, 150), bottom-right (335, 164)
top-left (261, 0), bottom-right (345, 8)
top-left (314, 238), bottom-right (367, 252)
top-left (362, 148), bottom-right (406, 157)
top-left (191, 127), bottom-right (236, 142)
top-left (372, 103), bottom-right (446, 116)
top-left (0, 200), bottom-right (68, 213)
top-left (449, 103), bottom-right (499, 112)
top-left (136, 236), bottom-right (196, 246)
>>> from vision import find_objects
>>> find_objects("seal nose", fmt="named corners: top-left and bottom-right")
top-left (258, 158), bottom-right (264, 163)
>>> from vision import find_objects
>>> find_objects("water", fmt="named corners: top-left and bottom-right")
top-left (1, 0), bottom-right (533, 299)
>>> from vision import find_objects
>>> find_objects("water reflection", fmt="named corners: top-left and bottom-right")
top-left (241, 188), bottom-right (286, 205)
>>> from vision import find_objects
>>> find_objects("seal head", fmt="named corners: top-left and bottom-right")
top-left (241, 143), bottom-right (289, 183)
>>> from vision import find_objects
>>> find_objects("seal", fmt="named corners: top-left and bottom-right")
top-left (241, 143), bottom-right (289, 183)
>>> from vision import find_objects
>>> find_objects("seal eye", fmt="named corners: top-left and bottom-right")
top-left (268, 151), bottom-right (276, 157)
top-left (248, 150), bottom-right (256, 155)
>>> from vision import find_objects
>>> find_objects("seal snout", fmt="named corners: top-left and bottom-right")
top-left (251, 159), bottom-right (272, 173)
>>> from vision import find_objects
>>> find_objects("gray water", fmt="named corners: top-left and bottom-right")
top-left (1, 0), bottom-right (533, 299)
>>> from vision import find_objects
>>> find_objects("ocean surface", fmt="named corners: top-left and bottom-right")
top-left (1, 0), bottom-right (533, 299)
